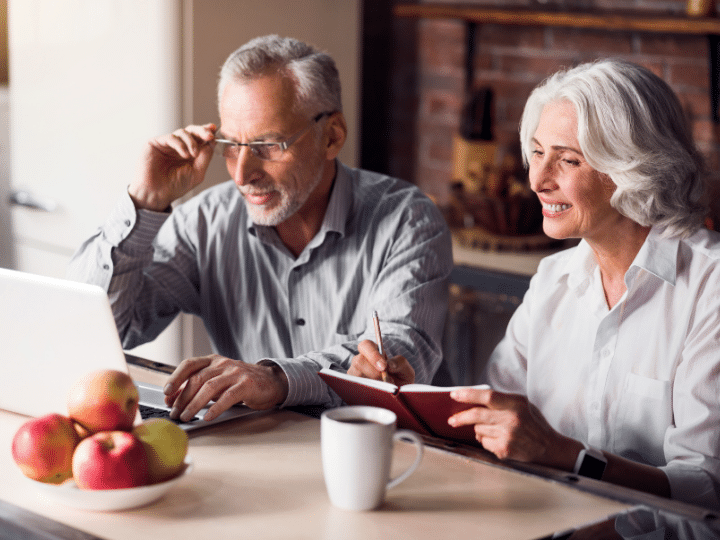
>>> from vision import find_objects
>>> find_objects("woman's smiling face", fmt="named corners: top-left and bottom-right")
top-left (528, 100), bottom-right (622, 242)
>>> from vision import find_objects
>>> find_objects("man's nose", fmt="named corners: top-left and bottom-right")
top-left (231, 146), bottom-right (261, 186)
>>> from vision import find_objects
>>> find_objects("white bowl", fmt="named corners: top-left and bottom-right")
top-left (25, 455), bottom-right (193, 511)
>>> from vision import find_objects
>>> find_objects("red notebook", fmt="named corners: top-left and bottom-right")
top-left (318, 368), bottom-right (490, 444)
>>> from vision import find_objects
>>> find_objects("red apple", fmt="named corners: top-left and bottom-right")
top-left (67, 369), bottom-right (139, 433)
top-left (12, 413), bottom-right (80, 484)
top-left (72, 431), bottom-right (149, 490)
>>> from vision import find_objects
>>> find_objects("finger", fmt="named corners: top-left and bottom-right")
top-left (151, 132), bottom-right (193, 161)
top-left (202, 380), bottom-right (255, 421)
top-left (176, 381), bottom-right (223, 422)
top-left (449, 386), bottom-right (493, 406)
top-left (184, 123), bottom-right (217, 143)
top-left (357, 339), bottom-right (387, 372)
top-left (153, 126), bottom-right (212, 161)
top-left (185, 124), bottom-right (218, 162)
top-left (473, 431), bottom-right (512, 460)
top-left (470, 423), bottom-right (537, 462)
top-left (171, 128), bottom-right (206, 158)
top-left (448, 410), bottom-right (514, 456)
top-left (348, 353), bottom-right (385, 380)
top-left (202, 391), bottom-right (239, 422)
top-left (451, 386), bottom-right (517, 411)
top-left (170, 365), bottom-right (230, 422)
top-left (204, 362), bottom-right (287, 413)
top-left (193, 138), bottom-right (216, 177)
top-left (163, 386), bottom-right (182, 407)
top-left (386, 355), bottom-right (414, 385)
top-left (170, 357), bottom-right (256, 421)
top-left (448, 388), bottom-right (520, 428)
top-left (448, 405), bottom-right (495, 428)
top-left (163, 356), bottom-right (213, 397)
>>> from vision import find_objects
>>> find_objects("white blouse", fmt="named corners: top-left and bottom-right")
top-left (485, 226), bottom-right (720, 509)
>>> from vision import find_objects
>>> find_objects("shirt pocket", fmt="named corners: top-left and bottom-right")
top-left (324, 313), bottom-right (367, 352)
top-left (332, 310), bottom-right (368, 345)
top-left (332, 327), bottom-right (366, 347)
top-left (617, 373), bottom-right (672, 466)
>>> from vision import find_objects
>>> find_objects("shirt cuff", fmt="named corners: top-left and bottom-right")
top-left (661, 461), bottom-right (720, 510)
top-left (107, 190), bottom-right (170, 252)
top-left (260, 357), bottom-right (340, 408)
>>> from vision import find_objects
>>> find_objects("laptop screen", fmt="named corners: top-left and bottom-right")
top-left (0, 268), bottom-right (129, 417)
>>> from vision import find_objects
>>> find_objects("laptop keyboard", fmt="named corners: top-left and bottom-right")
top-left (139, 404), bottom-right (199, 424)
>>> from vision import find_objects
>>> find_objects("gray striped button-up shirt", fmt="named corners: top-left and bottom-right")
top-left (69, 162), bottom-right (453, 407)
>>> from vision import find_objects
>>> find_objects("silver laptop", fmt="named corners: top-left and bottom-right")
top-left (0, 267), bottom-right (256, 431)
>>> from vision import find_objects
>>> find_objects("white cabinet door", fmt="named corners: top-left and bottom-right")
top-left (9, 0), bottom-right (182, 256)
top-left (8, 0), bottom-right (183, 364)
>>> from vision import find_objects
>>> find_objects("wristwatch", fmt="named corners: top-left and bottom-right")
top-left (573, 444), bottom-right (607, 480)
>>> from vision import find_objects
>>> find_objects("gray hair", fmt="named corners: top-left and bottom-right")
top-left (217, 34), bottom-right (342, 118)
top-left (519, 59), bottom-right (707, 238)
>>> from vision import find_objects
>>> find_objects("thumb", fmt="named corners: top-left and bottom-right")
top-left (192, 142), bottom-right (215, 183)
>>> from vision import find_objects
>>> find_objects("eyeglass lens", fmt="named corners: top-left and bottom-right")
top-left (215, 142), bottom-right (279, 161)
top-left (215, 111), bottom-right (332, 162)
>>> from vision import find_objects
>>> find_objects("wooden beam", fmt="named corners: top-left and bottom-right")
top-left (394, 4), bottom-right (720, 35)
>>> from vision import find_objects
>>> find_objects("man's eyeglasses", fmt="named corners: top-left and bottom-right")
top-left (214, 111), bottom-right (333, 162)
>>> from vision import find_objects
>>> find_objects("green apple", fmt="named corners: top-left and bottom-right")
top-left (132, 418), bottom-right (188, 483)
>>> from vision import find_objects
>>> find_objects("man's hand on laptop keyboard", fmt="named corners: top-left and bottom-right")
top-left (139, 404), bottom-right (199, 424)
top-left (162, 354), bottom-right (289, 423)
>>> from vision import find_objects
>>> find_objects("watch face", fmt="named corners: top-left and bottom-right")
top-left (578, 454), bottom-right (606, 480)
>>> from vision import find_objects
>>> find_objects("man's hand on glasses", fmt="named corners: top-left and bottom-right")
top-left (128, 123), bottom-right (216, 212)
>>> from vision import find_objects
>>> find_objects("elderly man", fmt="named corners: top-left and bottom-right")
top-left (69, 35), bottom-right (452, 422)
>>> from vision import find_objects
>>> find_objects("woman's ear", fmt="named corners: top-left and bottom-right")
top-left (323, 112), bottom-right (347, 160)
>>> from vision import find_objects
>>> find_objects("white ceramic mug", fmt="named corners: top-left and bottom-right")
top-left (320, 405), bottom-right (424, 511)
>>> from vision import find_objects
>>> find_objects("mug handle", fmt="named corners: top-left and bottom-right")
top-left (387, 430), bottom-right (424, 490)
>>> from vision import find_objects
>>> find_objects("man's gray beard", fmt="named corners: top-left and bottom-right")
top-left (244, 167), bottom-right (325, 227)
top-left (244, 191), bottom-right (294, 226)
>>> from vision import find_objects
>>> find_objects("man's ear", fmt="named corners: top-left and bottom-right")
top-left (323, 112), bottom-right (347, 160)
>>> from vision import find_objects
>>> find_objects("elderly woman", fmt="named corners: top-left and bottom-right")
top-left (351, 59), bottom-right (720, 510)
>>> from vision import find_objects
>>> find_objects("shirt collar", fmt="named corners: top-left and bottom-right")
top-left (629, 227), bottom-right (679, 286)
top-left (564, 240), bottom-right (596, 291)
top-left (563, 226), bottom-right (679, 290)
top-left (319, 161), bottom-right (352, 239)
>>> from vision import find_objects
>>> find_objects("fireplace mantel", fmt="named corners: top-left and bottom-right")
top-left (395, 3), bottom-right (720, 121)
top-left (394, 4), bottom-right (720, 34)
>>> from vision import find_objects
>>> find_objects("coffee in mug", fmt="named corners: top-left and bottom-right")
top-left (320, 405), bottom-right (424, 511)
top-left (335, 418), bottom-right (382, 425)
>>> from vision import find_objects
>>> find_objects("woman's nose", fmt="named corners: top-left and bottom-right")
top-left (529, 157), bottom-right (554, 194)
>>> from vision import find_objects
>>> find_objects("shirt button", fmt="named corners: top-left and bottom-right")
top-left (295, 318), bottom-right (306, 326)
top-left (124, 219), bottom-right (131, 227)
top-left (103, 264), bottom-right (110, 270)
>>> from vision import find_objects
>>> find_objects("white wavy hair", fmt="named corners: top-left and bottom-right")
top-left (519, 59), bottom-right (707, 238)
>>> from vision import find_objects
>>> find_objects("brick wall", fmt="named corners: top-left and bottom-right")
top-left (385, 0), bottom-right (720, 222)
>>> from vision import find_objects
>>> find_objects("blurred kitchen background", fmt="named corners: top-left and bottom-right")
top-left (2, 0), bottom-right (719, 384)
